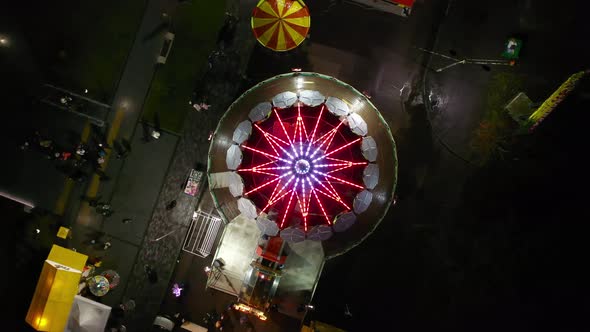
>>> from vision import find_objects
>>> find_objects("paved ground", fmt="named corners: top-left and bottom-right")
top-left (12, 0), bottom-right (442, 330)
top-left (13, 0), bottom-right (589, 331)
top-left (11, 0), bottom-right (243, 331)
top-left (12, 0), bottom-right (259, 327)
top-left (2, 103), bottom-right (90, 211)
top-left (310, 0), bottom-right (590, 330)
top-left (66, 0), bottom-right (260, 330)
top-left (424, 0), bottom-right (590, 160)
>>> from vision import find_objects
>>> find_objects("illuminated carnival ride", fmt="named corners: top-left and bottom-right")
top-left (208, 73), bottom-right (397, 254)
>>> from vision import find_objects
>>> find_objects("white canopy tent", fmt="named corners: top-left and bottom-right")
top-left (237, 197), bottom-right (258, 219)
top-left (248, 102), bottom-right (272, 122)
top-left (226, 144), bottom-right (243, 170)
top-left (363, 163), bottom-right (379, 189)
top-left (307, 224), bottom-right (333, 241)
top-left (227, 172), bottom-right (244, 197)
top-left (347, 113), bottom-right (368, 136)
top-left (256, 216), bottom-right (280, 236)
top-left (65, 295), bottom-right (111, 332)
top-left (325, 96), bottom-right (350, 117)
top-left (272, 91), bottom-right (298, 109)
top-left (361, 136), bottom-right (378, 162)
top-left (332, 212), bottom-right (357, 232)
top-left (353, 190), bottom-right (373, 214)
top-left (232, 120), bottom-right (252, 144)
top-left (280, 226), bottom-right (306, 243)
top-left (299, 90), bottom-right (325, 107)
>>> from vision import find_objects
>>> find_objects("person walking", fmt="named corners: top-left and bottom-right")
top-left (60, 151), bottom-right (73, 161)
top-left (96, 201), bottom-right (109, 209)
top-left (81, 195), bottom-right (101, 207)
top-left (91, 124), bottom-right (109, 149)
top-left (113, 140), bottom-right (127, 159)
top-left (98, 145), bottom-right (107, 156)
top-left (20, 141), bottom-right (31, 150)
top-left (144, 265), bottom-right (158, 283)
top-left (69, 169), bottom-right (88, 182)
top-left (76, 143), bottom-right (87, 156)
top-left (96, 203), bottom-right (114, 217)
top-left (89, 157), bottom-right (102, 174)
top-left (49, 151), bottom-right (60, 160)
top-left (141, 122), bottom-right (152, 142)
top-left (122, 218), bottom-right (132, 224)
top-left (88, 256), bottom-right (103, 267)
top-left (165, 199), bottom-right (177, 210)
top-left (121, 138), bottom-right (132, 154)
top-left (39, 138), bottom-right (53, 149)
top-left (95, 169), bottom-right (110, 181)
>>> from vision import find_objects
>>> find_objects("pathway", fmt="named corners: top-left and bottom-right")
top-left (63, 0), bottom-right (260, 330)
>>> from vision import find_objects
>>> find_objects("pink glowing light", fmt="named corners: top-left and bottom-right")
top-left (172, 283), bottom-right (183, 297)
top-left (239, 102), bottom-right (366, 232)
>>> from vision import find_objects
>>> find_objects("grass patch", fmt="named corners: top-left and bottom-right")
top-left (23, 0), bottom-right (146, 102)
top-left (141, 2), bottom-right (226, 134)
top-left (470, 72), bottom-right (525, 165)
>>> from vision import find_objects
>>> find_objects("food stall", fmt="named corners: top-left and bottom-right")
top-left (25, 245), bottom-right (88, 331)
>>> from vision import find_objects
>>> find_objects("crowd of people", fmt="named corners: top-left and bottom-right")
top-left (19, 128), bottom-right (131, 183)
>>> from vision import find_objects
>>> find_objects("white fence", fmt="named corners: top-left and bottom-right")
top-left (183, 210), bottom-right (222, 258)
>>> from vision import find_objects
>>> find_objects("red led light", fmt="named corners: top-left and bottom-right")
top-left (240, 103), bottom-right (366, 231)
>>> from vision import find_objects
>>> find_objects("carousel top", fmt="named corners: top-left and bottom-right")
top-left (208, 72), bottom-right (397, 258)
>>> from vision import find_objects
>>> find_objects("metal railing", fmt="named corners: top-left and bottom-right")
top-left (182, 210), bottom-right (222, 258)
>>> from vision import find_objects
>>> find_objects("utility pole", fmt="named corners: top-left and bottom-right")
top-left (416, 47), bottom-right (514, 72)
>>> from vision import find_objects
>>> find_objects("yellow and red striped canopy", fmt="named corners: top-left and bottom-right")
top-left (251, 0), bottom-right (311, 52)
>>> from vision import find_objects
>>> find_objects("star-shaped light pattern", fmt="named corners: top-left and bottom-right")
top-left (238, 103), bottom-right (368, 232)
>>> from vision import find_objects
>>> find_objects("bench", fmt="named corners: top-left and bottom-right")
top-left (157, 32), bottom-right (175, 64)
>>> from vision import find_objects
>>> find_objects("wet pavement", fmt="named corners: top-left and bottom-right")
top-left (310, 0), bottom-right (590, 330)
top-left (423, 0), bottom-right (590, 161)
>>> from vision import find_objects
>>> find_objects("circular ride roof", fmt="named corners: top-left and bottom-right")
top-left (208, 72), bottom-right (397, 258)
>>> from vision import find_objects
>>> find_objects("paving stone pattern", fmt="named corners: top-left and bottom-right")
top-left (122, 2), bottom-right (258, 330)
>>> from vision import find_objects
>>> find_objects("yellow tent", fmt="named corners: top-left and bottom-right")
top-left (25, 245), bottom-right (87, 331)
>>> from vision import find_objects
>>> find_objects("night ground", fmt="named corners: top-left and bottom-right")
top-left (4, 0), bottom-right (589, 331)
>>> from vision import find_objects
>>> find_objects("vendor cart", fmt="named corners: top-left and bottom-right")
top-left (501, 38), bottom-right (523, 61)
